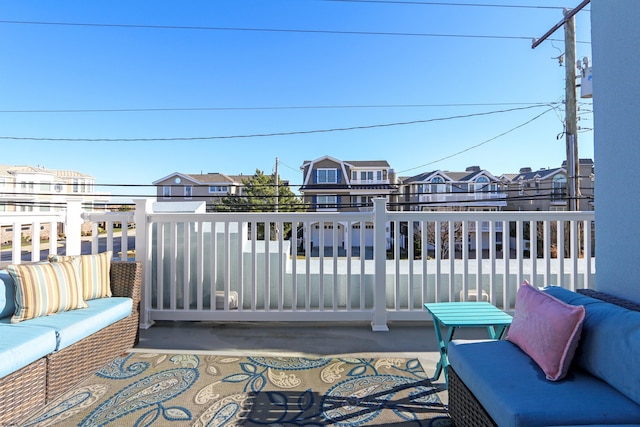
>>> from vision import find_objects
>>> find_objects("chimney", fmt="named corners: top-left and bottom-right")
top-left (466, 166), bottom-right (481, 172)
top-left (519, 167), bottom-right (532, 174)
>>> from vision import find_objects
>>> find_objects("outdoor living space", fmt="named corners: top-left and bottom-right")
top-left (0, 194), bottom-right (599, 425)
top-left (135, 319), bottom-right (491, 393)
top-left (2, 3), bottom-right (640, 425)
top-left (12, 321), bottom-right (486, 425)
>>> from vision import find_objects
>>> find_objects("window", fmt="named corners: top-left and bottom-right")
top-left (184, 186), bottom-right (193, 199)
top-left (55, 183), bottom-right (63, 193)
top-left (317, 169), bottom-right (337, 184)
top-left (209, 186), bottom-right (229, 193)
top-left (21, 181), bottom-right (34, 192)
top-left (430, 177), bottom-right (445, 193)
top-left (73, 179), bottom-right (79, 193)
top-left (360, 196), bottom-right (373, 207)
top-left (352, 171), bottom-right (357, 180)
top-left (360, 171), bottom-right (373, 181)
top-left (163, 186), bottom-right (171, 199)
top-left (316, 195), bottom-right (337, 209)
top-left (377, 171), bottom-right (382, 181)
top-left (475, 176), bottom-right (490, 192)
top-left (552, 175), bottom-right (567, 201)
top-left (40, 182), bottom-right (51, 192)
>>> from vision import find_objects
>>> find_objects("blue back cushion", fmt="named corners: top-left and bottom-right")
top-left (543, 286), bottom-right (640, 406)
top-left (0, 270), bottom-right (16, 319)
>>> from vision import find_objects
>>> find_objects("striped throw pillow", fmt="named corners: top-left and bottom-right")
top-left (7, 258), bottom-right (87, 323)
top-left (49, 251), bottom-right (113, 300)
top-left (80, 251), bottom-right (113, 300)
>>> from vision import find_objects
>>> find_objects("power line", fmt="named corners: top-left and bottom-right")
top-left (0, 19), bottom-right (585, 43)
top-left (323, 0), bottom-right (567, 10)
top-left (397, 107), bottom-right (556, 174)
top-left (0, 102), bottom-right (558, 114)
top-left (0, 104), bottom-right (558, 142)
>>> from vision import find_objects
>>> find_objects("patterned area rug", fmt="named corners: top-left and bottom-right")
top-left (22, 352), bottom-right (452, 426)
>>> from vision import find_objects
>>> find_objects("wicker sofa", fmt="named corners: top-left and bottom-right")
top-left (447, 288), bottom-right (640, 427)
top-left (0, 260), bottom-right (141, 426)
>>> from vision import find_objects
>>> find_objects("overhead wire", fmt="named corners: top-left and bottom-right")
top-left (322, 1), bottom-right (568, 10)
top-left (0, 19), bottom-right (589, 44)
top-left (0, 102), bottom-right (560, 114)
top-left (397, 106), bottom-right (556, 174)
top-left (0, 104), bottom-right (558, 142)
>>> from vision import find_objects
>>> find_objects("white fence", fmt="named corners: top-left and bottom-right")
top-left (0, 198), bottom-right (595, 331)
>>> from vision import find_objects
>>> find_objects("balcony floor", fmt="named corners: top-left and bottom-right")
top-left (136, 320), bottom-right (491, 405)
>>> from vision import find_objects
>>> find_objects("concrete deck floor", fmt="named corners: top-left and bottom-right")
top-left (136, 320), bottom-right (490, 405)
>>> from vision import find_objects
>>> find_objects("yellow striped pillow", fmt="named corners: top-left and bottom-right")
top-left (80, 251), bottom-right (113, 300)
top-left (49, 251), bottom-right (113, 300)
top-left (7, 259), bottom-right (87, 323)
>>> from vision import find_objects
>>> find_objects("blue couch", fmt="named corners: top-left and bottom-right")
top-left (447, 287), bottom-right (640, 427)
top-left (0, 261), bottom-right (141, 426)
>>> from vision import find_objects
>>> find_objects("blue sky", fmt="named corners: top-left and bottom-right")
top-left (0, 0), bottom-right (593, 200)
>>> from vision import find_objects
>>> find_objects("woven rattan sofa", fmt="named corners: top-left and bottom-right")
top-left (447, 288), bottom-right (640, 427)
top-left (0, 259), bottom-right (141, 426)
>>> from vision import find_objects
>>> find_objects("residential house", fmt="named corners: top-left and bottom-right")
top-left (398, 166), bottom-right (507, 212)
top-left (299, 156), bottom-right (397, 212)
top-left (397, 166), bottom-right (507, 252)
top-left (152, 172), bottom-right (247, 212)
top-left (298, 156), bottom-right (398, 250)
top-left (0, 165), bottom-right (107, 243)
top-left (504, 159), bottom-right (594, 212)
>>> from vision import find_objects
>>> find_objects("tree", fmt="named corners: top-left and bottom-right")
top-left (215, 169), bottom-right (305, 239)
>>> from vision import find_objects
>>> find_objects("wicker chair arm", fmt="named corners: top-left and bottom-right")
top-left (110, 261), bottom-right (142, 309)
top-left (576, 289), bottom-right (640, 312)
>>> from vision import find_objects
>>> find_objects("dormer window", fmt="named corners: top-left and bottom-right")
top-left (475, 176), bottom-right (490, 192)
top-left (430, 177), bottom-right (445, 193)
top-left (360, 171), bottom-right (373, 181)
top-left (317, 169), bottom-right (337, 184)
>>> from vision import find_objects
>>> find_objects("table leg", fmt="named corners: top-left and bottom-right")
top-left (431, 321), bottom-right (455, 385)
top-left (487, 325), bottom-right (509, 340)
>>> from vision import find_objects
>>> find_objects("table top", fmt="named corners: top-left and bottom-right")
top-left (423, 302), bottom-right (513, 327)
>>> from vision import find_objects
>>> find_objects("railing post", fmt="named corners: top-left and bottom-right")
top-left (371, 198), bottom-right (389, 331)
top-left (65, 198), bottom-right (83, 256)
top-left (11, 222), bottom-right (21, 264)
top-left (134, 198), bottom-right (154, 329)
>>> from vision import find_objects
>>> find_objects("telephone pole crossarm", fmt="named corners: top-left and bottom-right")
top-left (531, 0), bottom-right (590, 49)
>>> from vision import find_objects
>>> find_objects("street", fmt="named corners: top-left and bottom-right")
top-left (0, 235), bottom-right (136, 264)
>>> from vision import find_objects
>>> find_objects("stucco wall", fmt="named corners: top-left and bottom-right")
top-left (592, 0), bottom-right (640, 302)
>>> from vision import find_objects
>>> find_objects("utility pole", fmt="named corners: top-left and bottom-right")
top-left (274, 157), bottom-right (279, 239)
top-left (532, 0), bottom-right (589, 211)
top-left (274, 157), bottom-right (279, 213)
top-left (564, 10), bottom-right (580, 211)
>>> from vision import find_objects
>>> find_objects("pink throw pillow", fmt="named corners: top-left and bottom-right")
top-left (507, 281), bottom-right (585, 381)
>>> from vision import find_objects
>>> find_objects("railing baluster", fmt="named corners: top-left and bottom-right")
top-left (4, 205), bottom-right (597, 326)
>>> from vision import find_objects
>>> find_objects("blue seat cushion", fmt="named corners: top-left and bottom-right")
top-left (448, 339), bottom-right (640, 427)
top-left (0, 270), bottom-right (16, 319)
top-left (0, 324), bottom-right (57, 378)
top-left (544, 286), bottom-right (640, 406)
top-left (0, 297), bottom-right (132, 351)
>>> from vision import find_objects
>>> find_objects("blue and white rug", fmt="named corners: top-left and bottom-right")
top-left (22, 352), bottom-right (452, 426)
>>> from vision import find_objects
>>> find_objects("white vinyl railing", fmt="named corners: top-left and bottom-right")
top-left (1, 198), bottom-right (596, 331)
